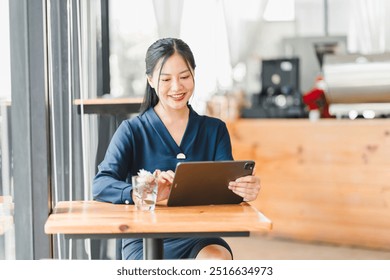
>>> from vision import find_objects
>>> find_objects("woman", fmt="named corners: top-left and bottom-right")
top-left (92, 38), bottom-right (261, 260)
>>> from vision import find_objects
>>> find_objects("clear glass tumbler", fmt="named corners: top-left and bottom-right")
top-left (132, 175), bottom-right (158, 211)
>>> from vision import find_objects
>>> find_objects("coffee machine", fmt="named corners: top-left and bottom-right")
top-left (241, 57), bottom-right (307, 118)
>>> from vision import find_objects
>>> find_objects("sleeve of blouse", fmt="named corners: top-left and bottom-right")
top-left (92, 121), bottom-right (134, 204)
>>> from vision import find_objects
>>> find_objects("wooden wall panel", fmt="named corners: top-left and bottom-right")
top-left (227, 119), bottom-right (390, 250)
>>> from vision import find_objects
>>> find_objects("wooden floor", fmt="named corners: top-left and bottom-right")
top-left (102, 234), bottom-right (390, 260)
top-left (225, 234), bottom-right (390, 260)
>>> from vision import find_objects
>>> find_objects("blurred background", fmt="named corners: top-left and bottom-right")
top-left (1, 0), bottom-right (390, 260)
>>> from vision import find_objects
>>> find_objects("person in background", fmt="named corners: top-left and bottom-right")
top-left (92, 38), bottom-right (261, 260)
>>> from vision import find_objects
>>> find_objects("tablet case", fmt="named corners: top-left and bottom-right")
top-left (167, 160), bottom-right (255, 207)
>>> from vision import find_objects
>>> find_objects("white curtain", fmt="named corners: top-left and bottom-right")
top-left (222, 0), bottom-right (265, 68)
top-left (348, 0), bottom-right (390, 54)
top-left (151, 0), bottom-right (267, 113)
top-left (180, 0), bottom-right (232, 113)
top-left (153, 0), bottom-right (184, 38)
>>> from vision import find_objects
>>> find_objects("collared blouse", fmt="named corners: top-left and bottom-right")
top-left (92, 105), bottom-right (233, 204)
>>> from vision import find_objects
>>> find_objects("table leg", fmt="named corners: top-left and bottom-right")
top-left (143, 238), bottom-right (163, 260)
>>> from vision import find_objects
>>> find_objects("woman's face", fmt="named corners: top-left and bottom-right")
top-left (148, 52), bottom-right (194, 111)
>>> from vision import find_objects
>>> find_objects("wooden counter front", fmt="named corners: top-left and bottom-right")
top-left (227, 119), bottom-right (390, 250)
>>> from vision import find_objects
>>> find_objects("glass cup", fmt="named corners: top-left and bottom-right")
top-left (132, 175), bottom-right (158, 211)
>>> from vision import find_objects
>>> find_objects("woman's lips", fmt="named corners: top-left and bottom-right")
top-left (170, 92), bottom-right (186, 101)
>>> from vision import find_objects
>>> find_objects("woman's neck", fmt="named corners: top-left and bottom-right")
top-left (154, 103), bottom-right (190, 146)
top-left (154, 103), bottom-right (189, 124)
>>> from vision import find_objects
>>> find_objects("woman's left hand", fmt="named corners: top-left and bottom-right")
top-left (228, 173), bottom-right (261, 202)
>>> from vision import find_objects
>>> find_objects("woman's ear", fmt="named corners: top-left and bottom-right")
top-left (147, 75), bottom-right (154, 89)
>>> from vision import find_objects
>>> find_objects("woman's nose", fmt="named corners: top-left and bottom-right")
top-left (171, 78), bottom-right (182, 91)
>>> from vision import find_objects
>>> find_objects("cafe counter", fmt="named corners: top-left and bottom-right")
top-left (226, 118), bottom-right (390, 250)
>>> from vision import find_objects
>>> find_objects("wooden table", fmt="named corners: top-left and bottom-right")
top-left (74, 97), bottom-right (143, 115)
top-left (44, 200), bottom-right (272, 260)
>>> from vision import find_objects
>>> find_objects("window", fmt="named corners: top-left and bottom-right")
top-left (0, 0), bottom-right (15, 260)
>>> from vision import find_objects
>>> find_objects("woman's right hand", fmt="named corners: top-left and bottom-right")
top-left (153, 169), bottom-right (174, 201)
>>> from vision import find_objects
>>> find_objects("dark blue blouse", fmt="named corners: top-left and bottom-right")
top-left (92, 105), bottom-right (233, 204)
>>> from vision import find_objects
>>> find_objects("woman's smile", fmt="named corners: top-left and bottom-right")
top-left (170, 92), bottom-right (186, 101)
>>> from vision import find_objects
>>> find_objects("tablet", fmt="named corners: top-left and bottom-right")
top-left (167, 160), bottom-right (255, 207)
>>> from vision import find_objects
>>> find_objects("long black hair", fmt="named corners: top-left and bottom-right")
top-left (139, 38), bottom-right (196, 114)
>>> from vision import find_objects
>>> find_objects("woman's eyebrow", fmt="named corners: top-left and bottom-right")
top-left (160, 69), bottom-right (190, 76)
